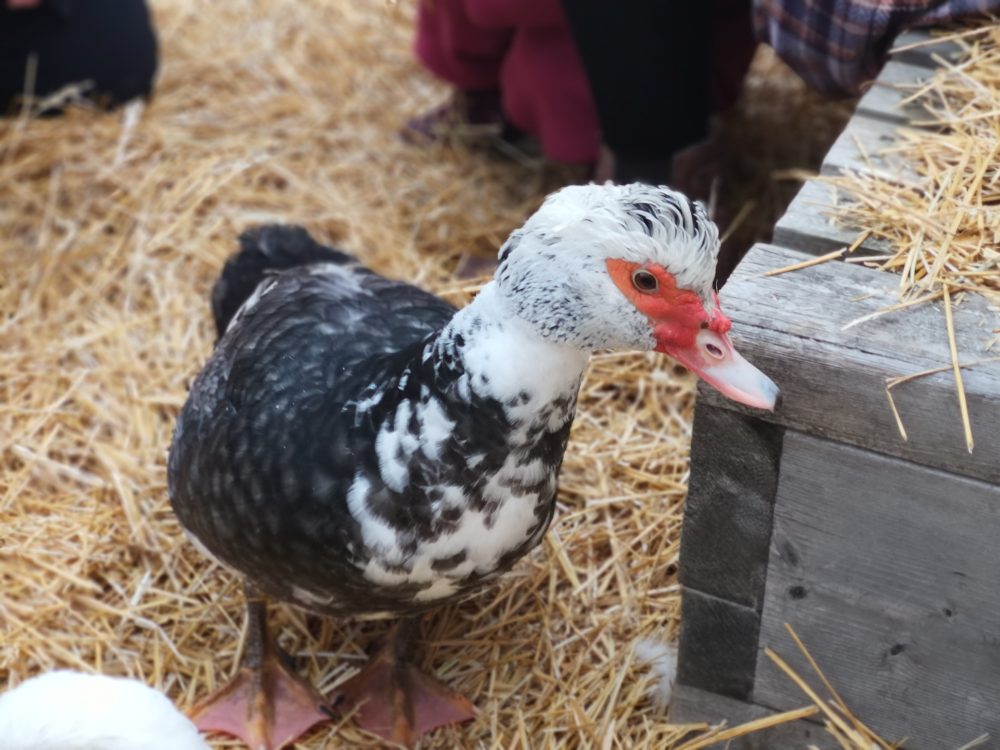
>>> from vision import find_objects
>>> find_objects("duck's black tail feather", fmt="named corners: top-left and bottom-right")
top-left (211, 224), bottom-right (355, 337)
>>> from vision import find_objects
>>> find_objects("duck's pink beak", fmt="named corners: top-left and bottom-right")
top-left (603, 258), bottom-right (779, 410)
top-left (656, 327), bottom-right (780, 411)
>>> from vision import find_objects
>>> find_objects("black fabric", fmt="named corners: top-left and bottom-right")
top-left (0, 0), bottom-right (158, 113)
top-left (612, 155), bottom-right (675, 188)
top-left (561, 0), bottom-right (714, 162)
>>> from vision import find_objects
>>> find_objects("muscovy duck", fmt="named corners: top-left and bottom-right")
top-left (168, 183), bottom-right (779, 749)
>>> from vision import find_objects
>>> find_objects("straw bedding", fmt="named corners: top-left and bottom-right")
top-left (834, 26), bottom-right (1000, 313)
top-left (1, 1), bottom-right (855, 747)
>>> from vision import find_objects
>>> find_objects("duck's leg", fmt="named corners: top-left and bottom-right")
top-left (189, 583), bottom-right (331, 750)
top-left (335, 617), bottom-right (475, 745)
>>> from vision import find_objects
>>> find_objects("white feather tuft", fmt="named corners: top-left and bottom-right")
top-left (518, 182), bottom-right (719, 301)
top-left (635, 637), bottom-right (679, 711)
top-left (0, 671), bottom-right (209, 750)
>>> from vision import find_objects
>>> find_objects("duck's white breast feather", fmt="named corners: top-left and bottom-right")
top-left (0, 671), bottom-right (208, 750)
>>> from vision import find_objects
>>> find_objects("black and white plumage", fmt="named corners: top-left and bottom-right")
top-left (168, 183), bottom-right (781, 746)
top-left (169, 184), bottom-right (778, 621)
top-left (170, 230), bottom-right (579, 616)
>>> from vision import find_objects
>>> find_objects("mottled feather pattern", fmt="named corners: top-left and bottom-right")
top-left (169, 230), bottom-right (576, 616)
top-left (169, 184), bottom-right (723, 619)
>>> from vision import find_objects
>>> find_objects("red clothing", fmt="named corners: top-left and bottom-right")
top-left (414, 0), bottom-right (600, 164)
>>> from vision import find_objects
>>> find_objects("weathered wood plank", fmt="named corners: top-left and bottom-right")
top-left (753, 431), bottom-right (1000, 749)
top-left (680, 407), bottom-right (784, 611)
top-left (856, 60), bottom-right (932, 124)
top-left (774, 61), bottom-right (930, 257)
top-left (699, 243), bottom-right (1000, 484)
top-left (821, 113), bottom-right (916, 181)
top-left (771, 179), bottom-right (890, 256)
top-left (670, 684), bottom-right (838, 749)
top-left (772, 58), bottom-right (929, 255)
top-left (676, 588), bottom-right (760, 701)
top-left (891, 30), bottom-right (966, 69)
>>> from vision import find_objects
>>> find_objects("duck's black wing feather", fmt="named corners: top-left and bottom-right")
top-left (211, 225), bottom-right (355, 338)
top-left (218, 262), bottom-right (455, 410)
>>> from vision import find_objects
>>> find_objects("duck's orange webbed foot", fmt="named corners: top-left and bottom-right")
top-left (335, 618), bottom-right (475, 746)
top-left (190, 590), bottom-right (331, 750)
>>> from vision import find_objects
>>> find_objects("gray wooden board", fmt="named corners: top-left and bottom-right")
top-left (700, 243), bottom-right (1000, 484)
top-left (771, 179), bottom-right (892, 256)
top-left (677, 587), bottom-right (760, 701)
top-left (753, 431), bottom-right (1000, 749)
top-left (821, 113), bottom-right (918, 182)
top-left (891, 30), bottom-right (966, 69)
top-left (775, 61), bottom-right (931, 257)
top-left (681, 407), bottom-right (784, 611)
top-left (856, 60), bottom-right (933, 124)
top-left (670, 684), bottom-right (839, 750)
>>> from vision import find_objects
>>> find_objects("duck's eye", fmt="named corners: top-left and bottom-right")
top-left (631, 269), bottom-right (659, 293)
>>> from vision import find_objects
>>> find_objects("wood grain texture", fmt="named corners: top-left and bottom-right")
top-left (891, 30), bottom-right (966, 69)
top-left (771, 179), bottom-right (890, 256)
top-left (856, 60), bottom-right (932, 124)
top-left (821, 114), bottom-right (916, 181)
top-left (670, 684), bottom-right (838, 750)
top-left (701, 243), bottom-right (1000, 484)
top-left (775, 61), bottom-right (929, 256)
top-left (681, 407), bottom-right (784, 611)
top-left (676, 588), bottom-right (761, 701)
top-left (753, 431), bottom-right (1000, 749)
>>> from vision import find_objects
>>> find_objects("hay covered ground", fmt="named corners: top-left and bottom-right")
top-left (0, 1), bottom-right (849, 747)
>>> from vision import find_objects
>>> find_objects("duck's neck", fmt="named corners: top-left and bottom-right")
top-left (431, 282), bottom-right (590, 423)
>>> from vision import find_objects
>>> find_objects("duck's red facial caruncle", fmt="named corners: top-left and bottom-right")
top-left (606, 259), bottom-right (779, 411)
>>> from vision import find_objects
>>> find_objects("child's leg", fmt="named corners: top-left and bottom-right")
top-left (414, 0), bottom-right (512, 92)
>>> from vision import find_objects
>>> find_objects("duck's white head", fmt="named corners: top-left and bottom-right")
top-left (494, 183), bottom-right (779, 410)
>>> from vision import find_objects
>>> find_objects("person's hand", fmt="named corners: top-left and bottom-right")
top-left (6, 0), bottom-right (43, 8)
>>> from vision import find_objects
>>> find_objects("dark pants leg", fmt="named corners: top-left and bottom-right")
top-left (562, 0), bottom-right (755, 184)
top-left (562, 0), bottom-right (757, 286)
top-left (0, 0), bottom-right (158, 113)
top-left (561, 1), bottom-right (714, 183)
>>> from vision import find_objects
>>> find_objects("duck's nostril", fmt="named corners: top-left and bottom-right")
top-left (705, 343), bottom-right (723, 358)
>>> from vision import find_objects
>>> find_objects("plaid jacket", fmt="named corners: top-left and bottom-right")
top-left (755, 0), bottom-right (1000, 96)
